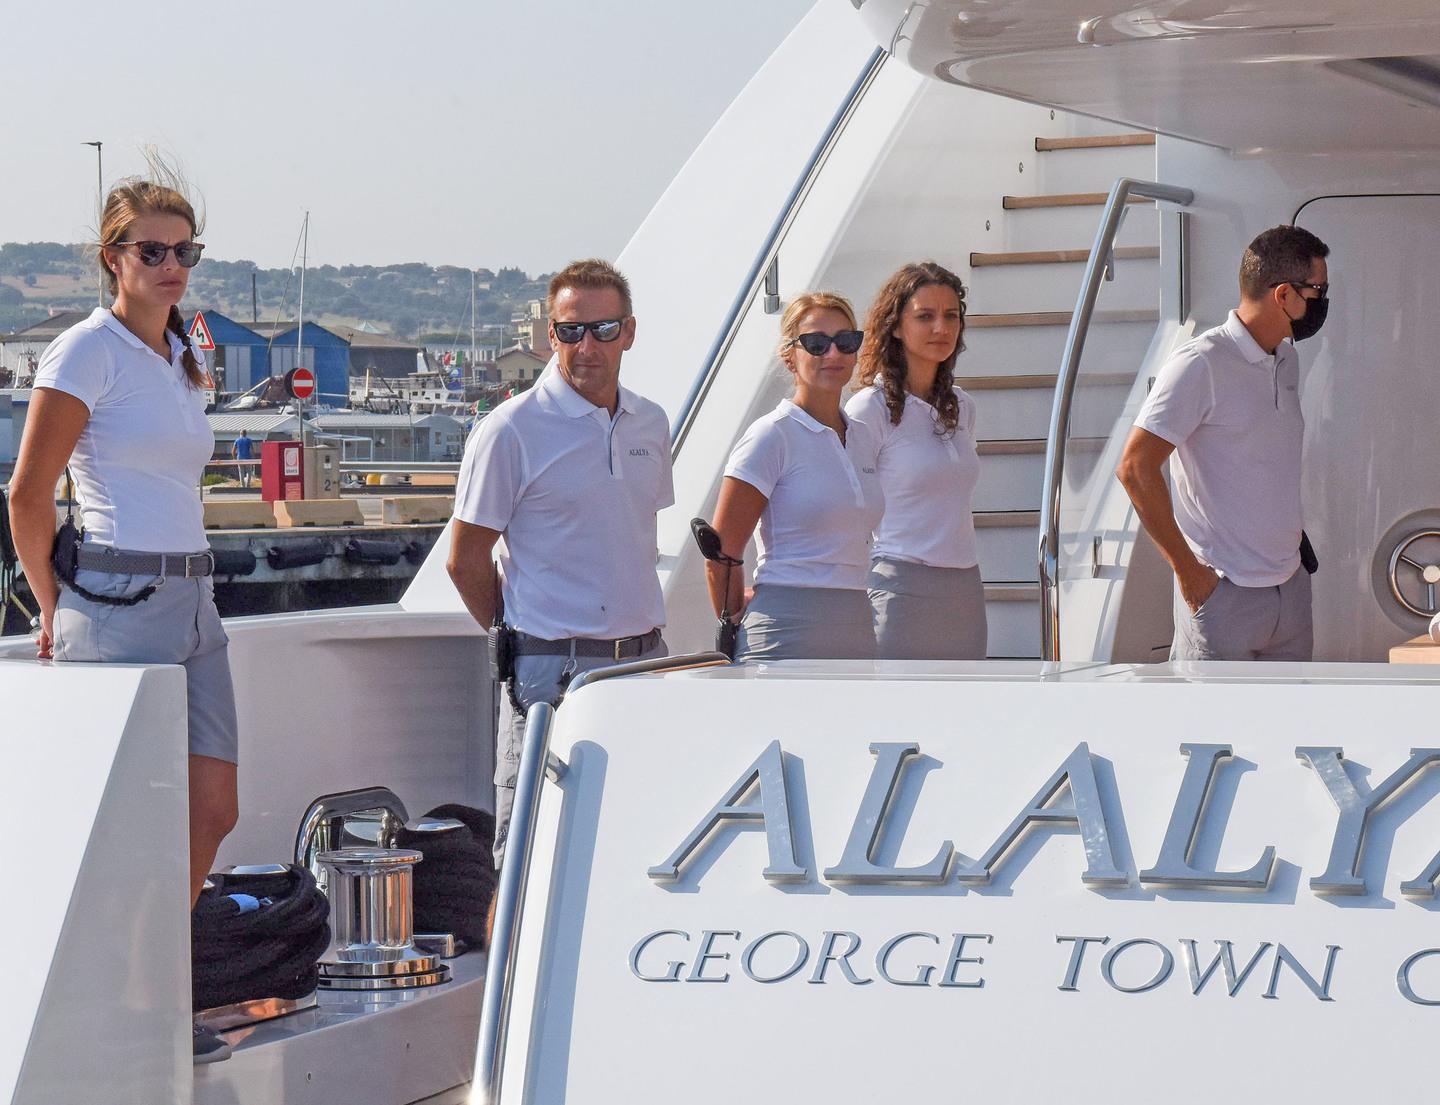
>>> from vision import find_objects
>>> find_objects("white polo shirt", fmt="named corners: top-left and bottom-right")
top-left (845, 384), bottom-right (981, 570)
top-left (724, 399), bottom-right (884, 590)
top-left (453, 367), bottom-right (673, 641)
top-left (32, 308), bottom-right (213, 552)
top-left (1134, 310), bottom-right (1304, 587)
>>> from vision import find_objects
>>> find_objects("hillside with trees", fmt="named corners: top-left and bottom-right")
top-left (0, 242), bottom-right (549, 341)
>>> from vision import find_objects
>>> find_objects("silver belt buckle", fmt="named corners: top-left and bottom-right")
top-left (184, 551), bottom-right (215, 578)
top-left (613, 632), bottom-right (647, 662)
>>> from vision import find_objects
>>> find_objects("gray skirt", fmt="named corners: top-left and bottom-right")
top-left (736, 584), bottom-right (876, 662)
top-left (869, 557), bottom-right (987, 660)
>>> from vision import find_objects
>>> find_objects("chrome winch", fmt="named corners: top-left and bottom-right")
top-left (315, 848), bottom-right (451, 991)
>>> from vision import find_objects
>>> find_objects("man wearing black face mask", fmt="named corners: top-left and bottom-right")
top-left (1116, 225), bottom-right (1330, 661)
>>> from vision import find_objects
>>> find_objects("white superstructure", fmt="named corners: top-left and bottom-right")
top-left (5, 0), bottom-right (1440, 1101)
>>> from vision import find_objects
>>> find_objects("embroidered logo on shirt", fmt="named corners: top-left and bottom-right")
top-left (861, 466), bottom-right (877, 474)
top-left (629, 448), bottom-right (652, 457)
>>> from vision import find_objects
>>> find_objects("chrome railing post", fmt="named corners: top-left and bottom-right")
top-left (476, 701), bottom-right (555, 1105)
top-left (473, 650), bottom-right (728, 1102)
top-left (669, 47), bottom-right (886, 457)
top-left (1039, 177), bottom-right (1195, 661)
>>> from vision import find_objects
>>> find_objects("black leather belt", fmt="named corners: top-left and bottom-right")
top-left (75, 545), bottom-right (216, 578)
top-left (514, 627), bottom-right (661, 663)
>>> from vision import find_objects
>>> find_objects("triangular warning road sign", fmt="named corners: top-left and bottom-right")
top-left (189, 312), bottom-right (216, 351)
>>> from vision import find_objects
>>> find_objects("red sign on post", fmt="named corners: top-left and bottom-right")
top-left (189, 312), bottom-right (216, 351)
top-left (285, 366), bottom-right (316, 400)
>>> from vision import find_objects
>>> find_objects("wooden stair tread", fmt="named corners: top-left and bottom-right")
top-left (978, 437), bottom-right (1106, 455)
top-left (974, 510), bottom-right (1040, 528)
top-left (1035, 133), bottom-right (1156, 151)
top-left (978, 438), bottom-right (1045, 456)
top-left (961, 372), bottom-right (1134, 390)
top-left (971, 245), bottom-right (1159, 267)
top-left (1002, 193), bottom-right (1151, 210)
top-left (985, 583), bottom-right (1041, 602)
top-left (967, 309), bottom-right (1159, 328)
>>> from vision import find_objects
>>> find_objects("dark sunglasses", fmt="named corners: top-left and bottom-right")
top-left (790, 329), bottom-right (863, 356)
top-left (552, 318), bottom-right (627, 344)
top-left (1270, 280), bottom-right (1329, 298)
top-left (116, 240), bottom-right (205, 267)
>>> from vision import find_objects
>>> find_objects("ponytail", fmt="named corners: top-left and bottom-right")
top-left (167, 305), bottom-right (206, 389)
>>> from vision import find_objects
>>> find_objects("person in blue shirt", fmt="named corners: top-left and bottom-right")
top-left (231, 429), bottom-right (255, 488)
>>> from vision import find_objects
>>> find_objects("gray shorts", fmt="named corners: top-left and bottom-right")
top-left (736, 584), bottom-right (876, 662)
top-left (1171, 567), bottom-right (1313, 662)
top-left (493, 636), bottom-right (667, 868)
top-left (53, 568), bottom-right (239, 763)
top-left (869, 558), bottom-right (987, 660)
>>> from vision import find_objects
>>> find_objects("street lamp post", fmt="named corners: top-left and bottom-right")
top-left (82, 141), bottom-right (103, 306)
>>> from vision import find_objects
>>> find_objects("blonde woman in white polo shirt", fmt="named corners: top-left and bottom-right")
top-left (706, 292), bottom-right (884, 661)
top-left (7, 172), bottom-right (237, 911)
top-left (846, 262), bottom-right (985, 660)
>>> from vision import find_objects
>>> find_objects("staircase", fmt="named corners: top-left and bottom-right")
top-left (961, 133), bottom-right (1159, 657)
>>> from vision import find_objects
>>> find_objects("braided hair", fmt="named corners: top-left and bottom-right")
top-left (165, 304), bottom-right (204, 387)
top-left (857, 262), bottom-right (967, 436)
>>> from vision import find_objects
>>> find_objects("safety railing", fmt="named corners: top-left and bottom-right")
top-left (475, 650), bottom-right (730, 1104)
top-left (669, 47), bottom-right (886, 457)
top-left (1039, 177), bottom-right (1195, 661)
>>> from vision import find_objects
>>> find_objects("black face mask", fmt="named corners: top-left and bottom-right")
top-left (1288, 295), bottom-right (1329, 342)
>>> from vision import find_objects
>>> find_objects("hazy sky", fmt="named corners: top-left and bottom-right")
top-left (1, 0), bottom-right (816, 273)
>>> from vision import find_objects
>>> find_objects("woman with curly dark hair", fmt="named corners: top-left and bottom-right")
top-left (845, 261), bottom-right (986, 659)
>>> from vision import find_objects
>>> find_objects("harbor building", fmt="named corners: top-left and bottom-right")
top-left (515, 299), bottom-right (550, 353)
top-left (247, 320), bottom-right (351, 407)
top-left (186, 311), bottom-right (270, 395)
top-left (310, 411), bottom-right (464, 462)
top-left (0, 309), bottom-right (90, 383)
top-left (328, 325), bottom-right (427, 380)
top-left (207, 412), bottom-right (303, 456)
top-left (493, 343), bottom-right (547, 388)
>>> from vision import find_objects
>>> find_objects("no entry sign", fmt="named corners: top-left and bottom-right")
top-left (285, 367), bottom-right (316, 400)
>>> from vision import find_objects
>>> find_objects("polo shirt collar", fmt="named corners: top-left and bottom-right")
top-left (1224, 309), bottom-right (1276, 365)
top-left (97, 308), bottom-right (184, 359)
top-left (779, 397), bottom-right (840, 434)
top-left (539, 366), bottom-right (636, 418)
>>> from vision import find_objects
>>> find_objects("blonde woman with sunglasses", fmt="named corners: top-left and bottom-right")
top-left (6, 166), bottom-right (238, 930)
top-left (705, 292), bottom-right (883, 661)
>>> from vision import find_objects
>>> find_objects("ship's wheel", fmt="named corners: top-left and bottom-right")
top-left (1387, 529), bottom-right (1440, 618)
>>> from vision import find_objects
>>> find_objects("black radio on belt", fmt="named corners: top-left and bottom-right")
top-left (1299, 531), bottom-right (1319, 575)
top-left (50, 515), bottom-right (82, 584)
top-left (691, 517), bottom-right (742, 661)
top-left (489, 622), bottom-right (517, 682)
top-left (49, 470), bottom-right (157, 608)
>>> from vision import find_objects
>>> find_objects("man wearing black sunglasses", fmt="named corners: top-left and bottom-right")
top-left (448, 259), bottom-right (671, 875)
top-left (1118, 224), bottom-right (1330, 662)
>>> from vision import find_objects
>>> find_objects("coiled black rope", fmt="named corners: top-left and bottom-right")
top-left (192, 865), bottom-right (331, 1011)
top-left (396, 804), bottom-right (497, 951)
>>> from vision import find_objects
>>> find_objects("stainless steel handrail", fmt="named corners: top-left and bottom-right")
top-left (1038, 177), bottom-right (1195, 662)
top-left (203, 460), bottom-right (460, 473)
top-left (337, 461), bottom-right (460, 473)
top-left (474, 650), bottom-right (731, 1102)
top-left (476, 701), bottom-right (554, 1105)
top-left (567, 649), bottom-right (731, 693)
top-left (669, 47), bottom-right (886, 456)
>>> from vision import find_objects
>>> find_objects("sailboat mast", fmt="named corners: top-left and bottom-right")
top-left (298, 211), bottom-right (309, 447)
top-left (297, 211), bottom-right (308, 372)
